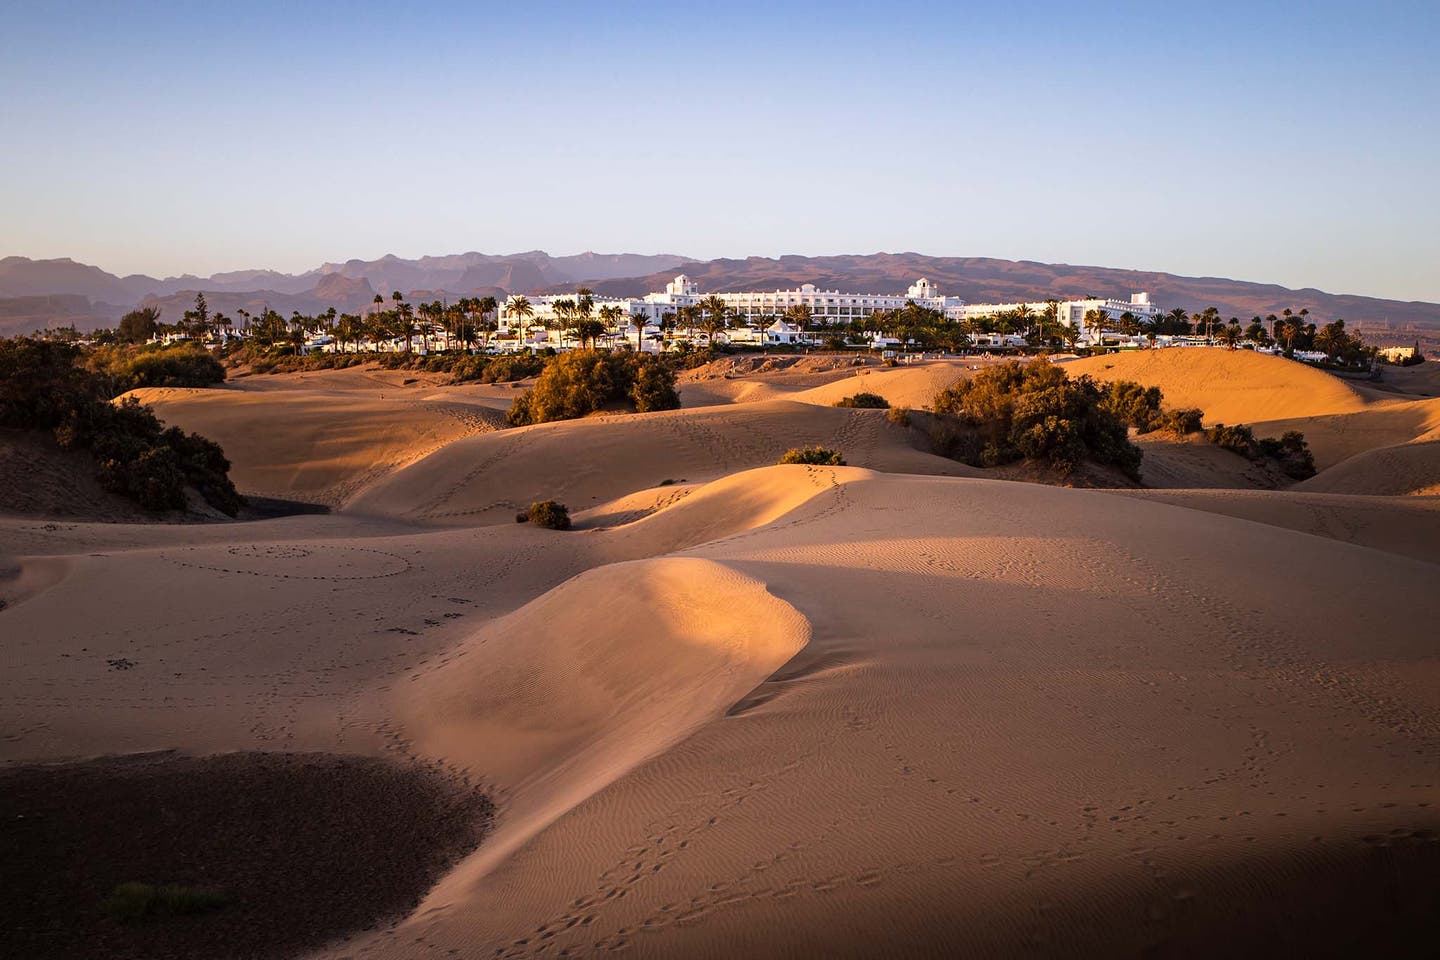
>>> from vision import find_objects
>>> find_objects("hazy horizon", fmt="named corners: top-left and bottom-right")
top-left (5, 0), bottom-right (1437, 302)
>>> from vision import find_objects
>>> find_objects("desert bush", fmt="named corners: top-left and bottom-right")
top-left (834, 392), bottom-right (890, 409)
top-left (1099, 380), bottom-right (1164, 432)
top-left (450, 353), bottom-right (546, 384)
top-left (930, 358), bottom-right (1141, 479)
top-left (779, 446), bottom-right (846, 466)
top-left (0, 337), bottom-right (243, 515)
top-left (1257, 430), bottom-right (1317, 479)
top-left (886, 405), bottom-right (912, 427)
top-left (1206, 423), bottom-right (1316, 480)
top-left (1154, 407), bottom-right (1204, 436)
top-left (86, 343), bottom-right (225, 395)
top-left (507, 351), bottom-right (679, 426)
top-left (516, 499), bottom-right (571, 529)
top-left (100, 882), bottom-right (227, 922)
top-left (1205, 423), bottom-right (1256, 455)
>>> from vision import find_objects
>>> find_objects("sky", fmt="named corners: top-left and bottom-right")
top-left (3, 0), bottom-right (1438, 302)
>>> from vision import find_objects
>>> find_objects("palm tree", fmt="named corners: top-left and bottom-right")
top-left (784, 302), bottom-right (814, 342)
top-left (631, 311), bottom-right (648, 352)
top-left (1063, 324), bottom-right (1081, 353)
top-left (506, 295), bottom-right (534, 342)
top-left (1218, 325), bottom-right (1241, 350)
top-left (550, 298), bottom-right (577, 348)
top-left (700, 295), bottom-right (730, 344)
top-left (476, 296), bottom-right (499, 351)
top-left (1084, 308), bottom-right (1109, 348)
top-left (597, 304), bottom-right (626, 349)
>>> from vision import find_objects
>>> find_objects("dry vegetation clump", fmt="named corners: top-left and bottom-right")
top-left (779, 446), bottom-right (847, 466)
top-left (85, 344), bottom-right (226, 394)
top-left (0, 338), bottom-right (242, 515)
top-left (507, 351), bottom-right (680, 426)
top-left (517, 500), bottom-right (572, 529)
top-left (886, 406), bottom-right (912, 427)
top-left (930, 358), bottom-right (1143, 479)
top-left (834, 392), bottom-right (890, 409)
top-left (1206, 423), bottom-right (1317, 480)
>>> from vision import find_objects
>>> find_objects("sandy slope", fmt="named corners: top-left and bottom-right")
top-left (784, 360), bottom-right (977, 408)
top-left (342, 470), bottom-right (1438, 958)
top-left (1131, 434), bottom-right (1281, 489)
top-left (1254, 396), bottom-right (1440, 470)
top-left (349, 401), bottom-right (969, 524)
top-left (1297, 440), bottom-right (1440, 496)
top-left (1118, 488), bottom-right (1440, 564)
top-left (127, 383), bottom-right (502, 505)
top-left (4, 465), bottom-right (1437, 957)
top-left (1066, 349), bottom-right (1372, 423)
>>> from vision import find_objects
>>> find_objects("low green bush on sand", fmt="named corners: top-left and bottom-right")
top-left (834, 392), bottom-right (889, 409)
top-left (779, 446), bottom-right (846, 466)
top-left (516, 500), bottom-right (571, 529)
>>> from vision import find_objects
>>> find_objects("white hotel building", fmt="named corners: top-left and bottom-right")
top-left (497, 276), bottom-right (1161, 345)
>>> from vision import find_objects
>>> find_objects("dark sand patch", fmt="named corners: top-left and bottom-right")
top-left (0, 751), bottom-right (492, 960)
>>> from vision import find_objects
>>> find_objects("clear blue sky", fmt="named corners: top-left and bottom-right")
top-left (3, 0), bottom-right (1438, 301)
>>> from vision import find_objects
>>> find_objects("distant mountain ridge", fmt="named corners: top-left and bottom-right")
top-left (2, 251), bottom-right (1437, 339)
top-left (557, 254), bottom-right (1440, 337)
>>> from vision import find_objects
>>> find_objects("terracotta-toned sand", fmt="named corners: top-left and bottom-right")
top-left (127, 378), bottom-right (503, 505)
top-left (1298, 440), bottom-right (1440, 496)
top-left (1066, 349), bottom-right (1372, 423)
top-left (4, 352), bottom-right (1439, 957)
top-left (348, 400), bottom-right (969, 524)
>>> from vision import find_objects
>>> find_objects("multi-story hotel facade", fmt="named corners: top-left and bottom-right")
top-left (497, 276), bottom-right (1161, 345)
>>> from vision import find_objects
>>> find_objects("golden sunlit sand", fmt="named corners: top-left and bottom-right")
top-left (3, 350), bottom-right (1438, 956)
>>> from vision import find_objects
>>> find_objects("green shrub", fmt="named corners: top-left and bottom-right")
top-left (1154, 407), bottom-right (1204, 436)
top-left (1206, 423), bottom-right (1316, 480)
top-left (1205, 423), bottom-right (1256, 455)
top-left (0, 338), bottom-right (243, 515)
top-left (886, 405), bottom-right (912, 427)
top-left (507, 351), bottom-right (679, 426)
top-left (100, 882), bottom-right (227, 922)
top-left (930, 358), bottom-right (1142, 479)
top-left (779, 446), bottom-right (846, 466)
top-left (516, 500), bottom-right (571, 529)
top-left (86, 343), bottom-right (226, 395)
top-left (1099, 380), bottom-right (1164, 432)
top-left (834, 392), bottom-right (890, 409)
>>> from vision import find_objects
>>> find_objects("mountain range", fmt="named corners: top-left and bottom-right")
top-left (2, 251), bottom-right (1436, 340)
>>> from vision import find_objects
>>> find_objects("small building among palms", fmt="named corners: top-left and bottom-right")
top-left (765, 319), bottom-right (803, 345)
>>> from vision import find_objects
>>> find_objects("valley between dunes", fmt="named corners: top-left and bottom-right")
top-left (3, 350), bottom-right (1438, 957)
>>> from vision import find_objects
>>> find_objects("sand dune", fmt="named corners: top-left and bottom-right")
top-left (1253, 396), bottom-right (1440, 470)
top-left (349, 401), bottom-right (967, 523)
top-left (1066, 349), bottom-right (1372, 423)
top-left (1119, 488), bottom-right (1440, 564)
top-left (7, 463), bottom-right (1437, 956)
top-left (127, 384), bottom-right (502, 505)
top-left (8, 349), bottom-right (1440, 958)
top-left (398, 556), bottom-right (810, 895)
top-left (785, 360), bottom-right (975, 408)
top-left (1131, 433), bottom-right (1280, 489)
top-left (355, 469), bottom-right (1440, 957)
top-left (1298, 440), bottom-right (1440, 497)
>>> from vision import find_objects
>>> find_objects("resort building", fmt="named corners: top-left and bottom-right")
top-left (960, 293), bottom-right (1159, 338)
top-left (643, 275), bottom-right (969, 323)
top-left (492, 276), bottom-right (1164, 349)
